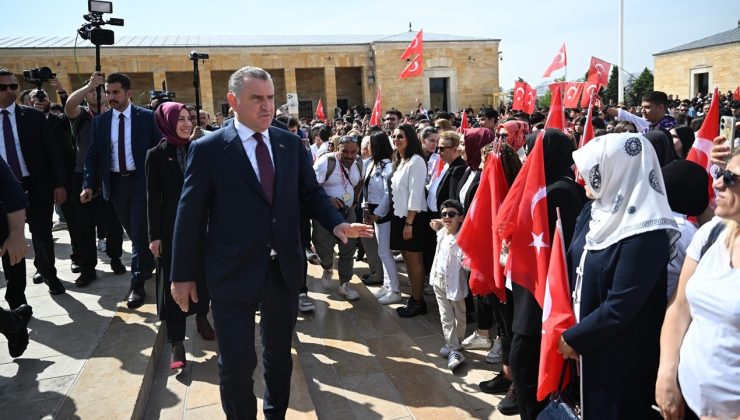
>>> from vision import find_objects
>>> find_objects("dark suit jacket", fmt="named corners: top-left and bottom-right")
top-left (83, 104), bottom-right (162, 200)
top-left (14, 106), bottom-right (66, 201)
top-left (169, 123), bottom-right (344, 303)
top-left (433, 156), bottom-right (466, 213)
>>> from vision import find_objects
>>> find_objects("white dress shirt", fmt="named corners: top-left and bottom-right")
top-left (234, 119), bottom-right (273, 180)
top-left (0, 103), bottom-right (30, 177)
top-left (390, 154), bottom-right (429, 217)
top-left (313, 152), bottom-right (361, 206)
top-left (110, 103), bottom-right (136, 172)
top-left (364, 158), bottom-right (392, 217)
top-left (616, 108), bottom-right (650, 133)
top-left (427, 164), bottom-right (448, 212)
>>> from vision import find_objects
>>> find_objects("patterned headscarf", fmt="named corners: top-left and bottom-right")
top-left (497, 120), bottom-right (530, 151)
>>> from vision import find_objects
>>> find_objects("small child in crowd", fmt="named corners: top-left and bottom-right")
top-left (429, 199), bottom-right (469, 370)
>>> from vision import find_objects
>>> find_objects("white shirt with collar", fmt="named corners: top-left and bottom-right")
top-left (390, 154), bottom-right (429, 217)
top-left (313, 152), bottom-right (361, 206)
top-left (234, 119), bottom-right (274, 181)
top-left (0, 103), bottom-right (30, 177)
top-left (110, 103), bottom-right (136, 172)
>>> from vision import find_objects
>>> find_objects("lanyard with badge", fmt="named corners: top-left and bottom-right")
top-left (338, 159), bottom-right (354, 207)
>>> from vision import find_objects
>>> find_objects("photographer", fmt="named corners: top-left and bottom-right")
top-left (64, 71), bottom-right (125, 285)
top-left (312, 135), bottom-right (364, 301)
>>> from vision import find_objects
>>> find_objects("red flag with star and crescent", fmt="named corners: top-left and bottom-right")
top-left (687, 86), bottom-right (720, 201)
top-left (544, 82), bottom-right (566, 131)
top-left (399, 54), bottom-right (424, 79)
top-left (580, 81), bottom-right (601, 109)
top-left (401, 29), bottom-right (424, 61)
top-left (525, 85), bottom-right (537, 115)
top-left (512, 81), bottom-right (528, 112)
top-left (562, 82), bottom-right (583, 109)
top-left (537, 214), bottom-right (576, 401)
top-left (315, 98), bottom-right (326, 122)
top-left (369, 88), bottom-right (382, 127)
top-left (734, 86), bottom-right (740, 101)
top-left (542, 43), bottom-right (567, 78)
top-left (495, 130), bottom-right (551, 306)
top-left (586, 56), bottom-right (611, 87)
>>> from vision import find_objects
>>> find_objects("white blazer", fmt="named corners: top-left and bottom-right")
top-left (390, 154), bottom-right (428, 217)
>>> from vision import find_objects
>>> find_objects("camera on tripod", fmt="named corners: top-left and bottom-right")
top-left (188, 51), bottom-right (209, 61)
top-left (23, 67), bottom-right (56, 85)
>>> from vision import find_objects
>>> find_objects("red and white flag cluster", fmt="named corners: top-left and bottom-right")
top-left (512, 81), bottom-right (536, 115)
top-left (399, 30), bottom-right (424, 79)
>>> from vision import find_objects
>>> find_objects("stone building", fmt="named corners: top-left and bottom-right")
top-left (0, 32), bottom-right (501, 118)
top-left (654, 24), bottom-right (740, 99)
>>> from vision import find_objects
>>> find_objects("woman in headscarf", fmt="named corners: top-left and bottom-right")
top-left (559, 133), bottom-right (679, 419)
top-left (497, 120), bottom-right (529, 161)
top-left (670, 125), bottom-right (695, 159)
top-left (496, 129), bottom-right (587, 418)
top-left (146, 102), bottom-right (214, 370)
top-left (644, 129), bottom-right (680, 167)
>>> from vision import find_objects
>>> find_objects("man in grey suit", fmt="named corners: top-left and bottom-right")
top-left (170, 66), bottom-right (371, 419)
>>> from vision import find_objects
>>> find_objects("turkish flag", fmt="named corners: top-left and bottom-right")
top-left (687, 86), bottom-right (720, 201)
top-left (587, 56), bottom-right (611, 87)
top-left (562, 82), bottom-right (583, 109)
top-left (495, 130), bottom-right (551, 306)
top-left (401, 29), bottom-right (424, 61)
top-left (399, 54), bottom-right (424, 79)
top-left (542, 43), bottom-right (567, 78)
top-left (525, 85), bottom-right (537, 115)
top-left (537, 216), bottom-right (576, 401)
top-left (369, 88), bottom-right (382, 127)
top-left (458, 152), bottom-right (509, 302)
top-left (433, 157), bottom-right (445, 178)
top-left (580, 81), bottom-right (600, 109)
top-left (734, 86), bottom-right (740, 101)
top-left (545, 83), bottom-right (566, 132)
top-left (512, 81), bottom-right (528, 112)
top-left (459, 112), bottom-right (469, 132)
top-left (315, 98), bottom-right (326, 122)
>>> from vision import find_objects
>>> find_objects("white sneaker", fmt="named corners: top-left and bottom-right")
top-left (461, 331), bottom-right (492, 350)
top-left (378, 291), bottom-right (402, 305)
top-left (337, 283), bottom-right (359, 301)
top-left (298, 293), bottom-right (315, 312)
top-left (439, 345), bottom-right (451, 358)
top-left (485, 336), bottom-right (503, 364)
top-left (447, 350), bottom-right (465, 370)
top-left (321, 269), bottom-right (333, 287)
top-left (96, 239), bottom-right (107, 252)
top-left (374, 285), bottom-right (390, 299)
top-left (393, 253), bottom-right (404, 262)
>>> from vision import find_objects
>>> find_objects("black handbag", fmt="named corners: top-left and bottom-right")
top-left (537, 360), bottom-right (580, 420)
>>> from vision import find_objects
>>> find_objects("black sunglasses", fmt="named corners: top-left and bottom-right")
top-left (497, 133), bottom-right (509, 139)
top-left (714, 168), bottom-right (740, 186)
top-left (392, 134), bottom-right (405, 139)
top-left (0, 83), bottom-right (19, 91)
top-left (440, 211), bottom-right (459, 218)
top-left (436, 146), bottom-right (452, 153)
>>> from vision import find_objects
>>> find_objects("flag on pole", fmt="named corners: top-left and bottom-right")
top-left (369, 88), bottom-right (382, 127)
top-left (586, 56), bottom-right (611, 86)
top-left (401, 29), bottom-right (424, 61)
top-left (687, 86), bottom-right (720, 200)
top-left (459, 112), bottom-right (469, 131)
top-left (399, 55), bottom-right (424, 79)
top-left (495, 131), bottom-right (551, 306)
top-left (315, 98), bottom-right (326, 122)
top-left (542, 43), bottom-right (567, 78)
top-left (562, 82), bottom-right (583, 109)
top-left (580, 81), bottom-right (600, 109)
top-left (512, 81), bottom-right (528, 112)
top-left (525, 86), bottom-right (537, 115)
top-left (545, 83), bottom-right (566, 132)
top-left (537, 214), bottom-right (576, 401)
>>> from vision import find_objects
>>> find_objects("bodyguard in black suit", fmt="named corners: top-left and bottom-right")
top-left (0, 68), bottom-right (68, 300)
top-left (169, 67), bottom-right (372, 419)
top-left (81, 73), bottom-right (162, 309)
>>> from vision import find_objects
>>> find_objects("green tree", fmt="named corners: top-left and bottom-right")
top-left (603, 66), bottom-right (620, 105)
top-left (538, 76), bottom-right (565, 108)
top-left (628, 67), bottom-right (654, 106)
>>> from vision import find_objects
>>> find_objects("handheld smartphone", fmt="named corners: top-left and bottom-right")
top-left (720, 116), bottom-right (736, 156)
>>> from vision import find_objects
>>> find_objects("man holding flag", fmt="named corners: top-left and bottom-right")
top-left (605, 90), bottom-right (678, 133)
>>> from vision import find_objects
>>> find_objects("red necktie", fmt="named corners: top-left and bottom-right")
top-left (118, 114), bottom-right (128, 174)
top-left (1, 110), bottom-right (23, 179)
top-left (253, 132), bottom-right (274, 205)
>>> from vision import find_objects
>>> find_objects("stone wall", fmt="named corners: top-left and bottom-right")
top-left (654, 43), bottom-right (740, 98)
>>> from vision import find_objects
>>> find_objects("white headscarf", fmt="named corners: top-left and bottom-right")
top-left (572, 133), bottom-right (679, 252)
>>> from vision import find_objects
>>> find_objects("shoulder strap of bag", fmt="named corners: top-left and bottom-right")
top-left (700, 222), bottom-right (726, 258)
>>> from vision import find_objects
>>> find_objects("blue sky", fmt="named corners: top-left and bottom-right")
top-left (1, 0), bottom-right (737, 89)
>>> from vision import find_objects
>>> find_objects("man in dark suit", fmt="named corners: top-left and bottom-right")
top-left (81, 73), bottom-right (161, 309)
top-left (170, 66), bottom-right (372, 419)
top-left (0, 68), bottom-right (68, 299)
top-left (430, 133), bottom-right (466, 213)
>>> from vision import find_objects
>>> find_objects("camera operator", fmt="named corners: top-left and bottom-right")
top-left (0, 68), bottom-right (67, 297)
top-left (64, 71), bottom-right (126, 286)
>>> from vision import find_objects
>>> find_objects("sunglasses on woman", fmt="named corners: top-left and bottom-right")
top-left (440, 211), bottom-right (459, 218)
top-left (714, 168), bottom-right (740, 186)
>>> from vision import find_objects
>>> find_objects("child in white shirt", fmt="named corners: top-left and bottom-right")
top-left (430, 199), bottom-right (469, 370)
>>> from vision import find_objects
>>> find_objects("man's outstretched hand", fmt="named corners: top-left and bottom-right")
top-left (333, 223), bottom-right (374, 244)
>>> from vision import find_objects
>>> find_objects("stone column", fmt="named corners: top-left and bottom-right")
top-left (324, 66), bottom-right (337, 119)
top-left (284, 67), bottom-right (297, 96)
top-left (199, 69), bottom-right (214, 114)
top-left (152, 70), bottom-right (167, 91)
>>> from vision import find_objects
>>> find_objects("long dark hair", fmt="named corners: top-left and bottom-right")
top-left (392, 124), bottom-right (424, 170)
top-left (370, 132), bottom-right (393, 163)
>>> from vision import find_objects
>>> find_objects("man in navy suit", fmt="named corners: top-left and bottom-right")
top-left (170, 66), bottom-right (372, 419)
top-left (81, 73), bottom-right (161, 309)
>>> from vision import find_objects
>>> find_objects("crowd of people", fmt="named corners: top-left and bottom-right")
top-left (0, 63), bottom-right (738, 420)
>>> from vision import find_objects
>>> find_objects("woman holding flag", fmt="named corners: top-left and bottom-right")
top-left (559, 132), bottom-right (679, 419)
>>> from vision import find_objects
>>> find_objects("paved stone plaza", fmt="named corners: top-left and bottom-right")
top-left (0, 225), bottom-right (519, 419)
